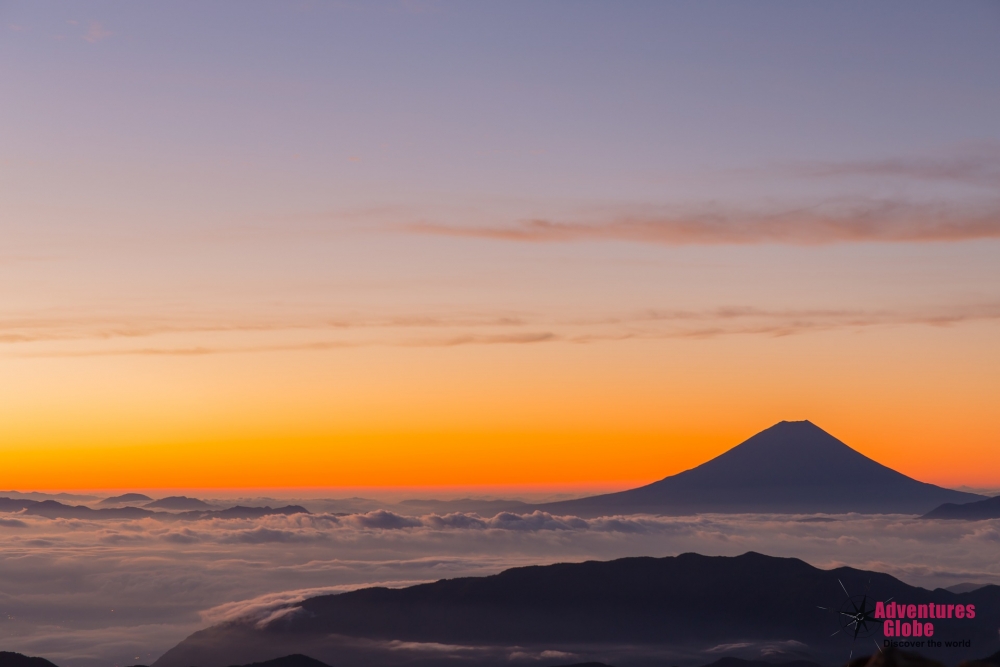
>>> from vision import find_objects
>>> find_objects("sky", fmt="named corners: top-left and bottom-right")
top-left (2, 1), bottom-right (1000, 489)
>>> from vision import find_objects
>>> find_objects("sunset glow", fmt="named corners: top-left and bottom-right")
top-left (2, 1), bottom-right (999, 491)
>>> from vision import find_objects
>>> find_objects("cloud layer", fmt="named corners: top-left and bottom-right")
top-left (2, 506), bottom-right (1000, 667)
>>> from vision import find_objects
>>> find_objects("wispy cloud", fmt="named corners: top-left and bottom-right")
top-left (0, 312), bottom-right (528, 345)
top-left (9, 333), bottom-right (560, 358)
top-left (200, 581), bottom-right (427, 627)
top-left (797, 144), bottom-right (1000, 188)
top-left (580, 303), bottom-right (1000, 338)
top-left (412, 332), bottom-right (557, 347)
top-left (83, 20), bottom-right (111, 43)
top-left (408, 199), bottom-right (1000, 246)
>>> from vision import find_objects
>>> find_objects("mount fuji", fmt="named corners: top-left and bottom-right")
top-left (532, 421), bottom-right (981, 517)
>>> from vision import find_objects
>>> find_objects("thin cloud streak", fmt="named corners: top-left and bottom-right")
top-left (408, 200), bottom-right (1000, 246)
top-left (7, 303), bottom-right (1000, 357)
top-left (0, 313), bottom-right (527, 345)
top-left (797, 145), bottom-right (1000, 188)
top-left (13, 333), bottom-right (560, 358)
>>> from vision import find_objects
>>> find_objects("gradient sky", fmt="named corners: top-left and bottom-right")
top-left (2, 1), bottom-right (999, 489)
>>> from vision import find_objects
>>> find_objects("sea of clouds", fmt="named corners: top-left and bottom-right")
top-left (1, 507), bottom-right (999, 667)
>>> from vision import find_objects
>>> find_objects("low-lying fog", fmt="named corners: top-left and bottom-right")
top-left (1, 495), bottom-right (999, 667)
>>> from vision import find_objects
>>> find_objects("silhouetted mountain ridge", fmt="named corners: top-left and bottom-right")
top-left (0, 651), bottom-right (59, 667)
top-left (153, 551), bottom-right (1000, 667)
top-left (533, 421), bottom-right (981, 516)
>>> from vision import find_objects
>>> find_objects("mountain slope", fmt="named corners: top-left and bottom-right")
top-left (153, 552), bottom-right (1000, 667)
top-left (533, 421), bottom-right (981, 516)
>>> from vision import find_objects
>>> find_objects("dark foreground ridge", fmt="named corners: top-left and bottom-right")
top-left (848, 648), bottom-right (1000, 667)
top-left (0, 652), bottom-right (59, 667)
top-left (8, 647), bottom-right (1000, 667)
top-left (531, 421), bottom-right (981, 517)
top-left (702, 659), bottom-right (824, 667)
top-left (225, 655), bottom-right (331, 667)
top-left (0, 652), bottom-right (334, 667)
top-left (153, 552), bottom-right (1000, 667)
top-left (922, 495), bottom-right (1000, 520)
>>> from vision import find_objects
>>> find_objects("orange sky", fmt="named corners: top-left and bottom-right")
top-left (3, 3), bottom-right (999, 492)
top-left (3, 318), bottom-right (998, 490)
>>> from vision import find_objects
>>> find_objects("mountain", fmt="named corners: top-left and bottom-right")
top-left (0, 498), bottom-right (37, 513)
top-left (144, 495), bottom-right (216, 510)
top-left (98, 493), bottom-right (153, 505)
top-left (152, 552), bottom-right (1000, 667)
top-left (531, 421), bottom-right (982, 517)
top-left (976, 650), bottom-right (1000, 666)
top-left (945, 583), bottom-right (989, 594)
top-left (0, 652), bottom-right (59, 667)
top-left (922, 496), bottom-right (1000, 520)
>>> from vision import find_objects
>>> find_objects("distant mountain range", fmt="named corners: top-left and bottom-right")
top-left (922, 495), bottom-right (1000, 520)
top-left (0, 491), bottom-right (99, 502)
top-left (0, 498), bottom-right (308, 521)
top-left (153, 552), bottom-right (1000, 667)
top-left (529, 421), bottom-right (982, 517)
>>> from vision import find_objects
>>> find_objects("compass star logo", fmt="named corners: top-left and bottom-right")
top-left (819, 579), bottom-right (889, 660)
